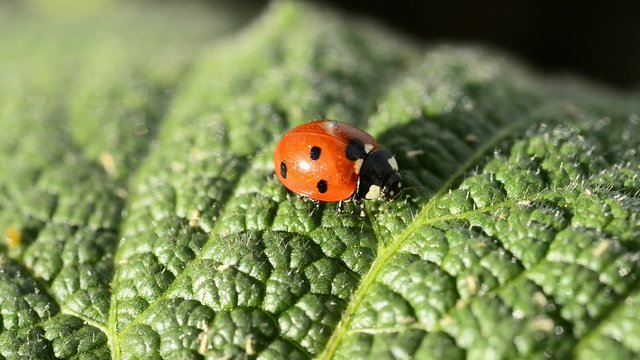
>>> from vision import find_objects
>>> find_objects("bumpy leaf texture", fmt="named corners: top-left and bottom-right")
top-left (1, 1), bottom-right (639, 359)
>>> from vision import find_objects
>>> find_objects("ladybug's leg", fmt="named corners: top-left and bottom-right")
top-left (302, 196), bottom-right (322, 215)
top-left (337, 200), bottom-right (344, 214)
top-left (299, 195), bottom-right (317, 203)
top-left (351, 200), bottom-right (366, 218)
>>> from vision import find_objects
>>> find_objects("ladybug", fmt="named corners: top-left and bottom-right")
top-left (273, 120), bottom-right (402, 202)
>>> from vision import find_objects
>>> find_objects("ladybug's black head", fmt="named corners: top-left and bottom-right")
top-left (354, 148), bottom-right (402, 201)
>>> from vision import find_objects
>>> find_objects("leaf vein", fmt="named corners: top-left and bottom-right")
top-left (321, 111), bottom-right (542, 359)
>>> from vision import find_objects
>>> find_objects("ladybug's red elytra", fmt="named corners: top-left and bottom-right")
top-left (273, 120), bottom-right (402, 202)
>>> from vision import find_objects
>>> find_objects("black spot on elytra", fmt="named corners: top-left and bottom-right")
top-left (346, 138), bottom-right (366, 161)
top-left (317, 179), bottom-right (328, 193)
top-left (280, 161), bottom-right (287, 179)
top-left (310, 146), bottom-right (321, 160)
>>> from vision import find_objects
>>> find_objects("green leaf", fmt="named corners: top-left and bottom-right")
top-left (1, 1), bottom-right (639, 359)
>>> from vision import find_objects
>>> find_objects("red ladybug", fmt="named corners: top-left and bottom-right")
top-left (273, 120), bottom-right (402, 202)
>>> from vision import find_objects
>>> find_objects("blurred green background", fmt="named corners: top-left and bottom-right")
top-left (6, 0), bottom-right (640, 89)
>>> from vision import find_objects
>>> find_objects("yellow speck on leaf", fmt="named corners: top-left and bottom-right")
top-left (593, 239), bottom-right (611, 257)
top-left (5, 226), bottom-right (22, 249)
top-left (465, 274), bottom-right (479, 295)
top-left (244, 335), bottom-right (256, 356)
top-left (465, 133), bottom-right (479, 143)
top-left (531, 317), bottom-right (555, 332)
top-left (99, 151), bottom-right (117, 178)
top-left (189, 209), bottom-right (201, 227)
top-left (197, 321), bottom-right (210, 355)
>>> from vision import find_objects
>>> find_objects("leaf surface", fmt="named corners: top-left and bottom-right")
top-left (1, 1), bottom-right (639, 359)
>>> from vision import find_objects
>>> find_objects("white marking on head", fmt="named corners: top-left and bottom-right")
top-left (389, 190), bottom-right (395, 196)
top-left (354, 158), bottom-right (364, 174)
top-left (365, 185), bottom-right (381, 200)
top-left (388, 156), bottom-right (399, 171)
top-left (398, 182), bottom-right (402, 188)
top-left (364, 144), bottom-right (375, 153)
